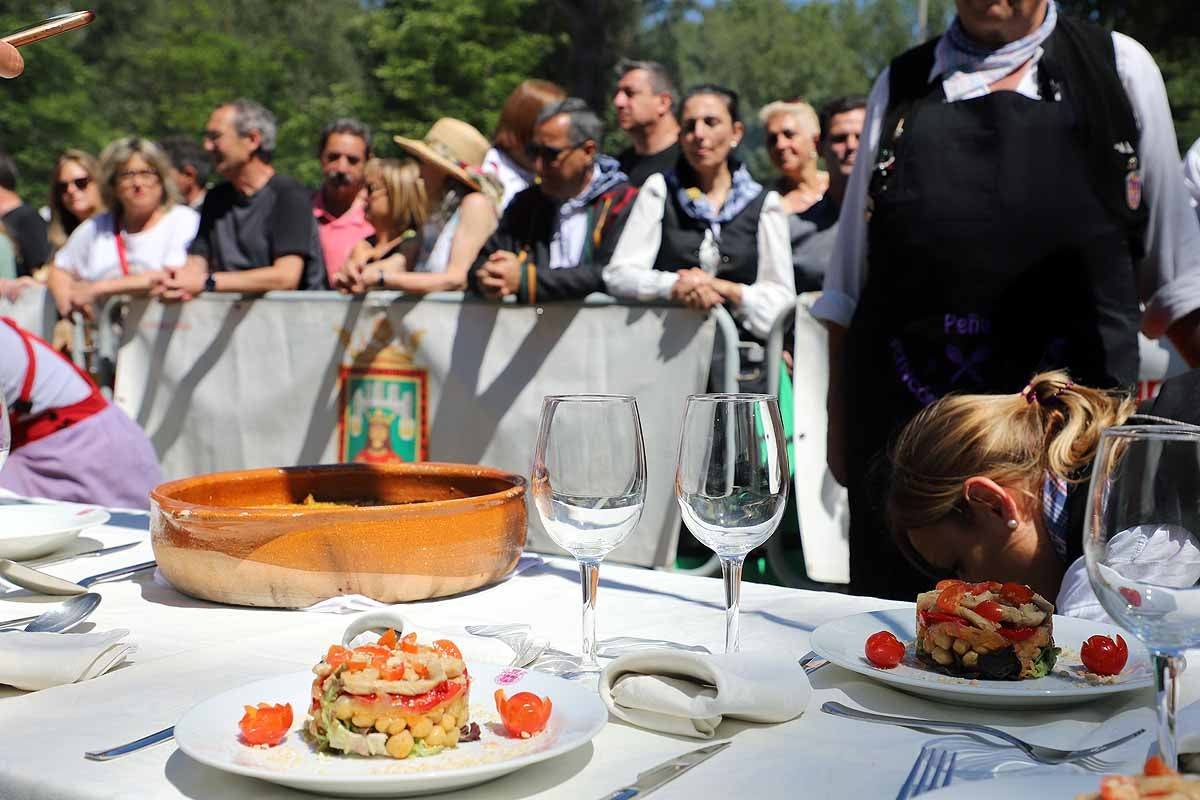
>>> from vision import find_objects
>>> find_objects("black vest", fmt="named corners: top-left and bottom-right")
top-left (844, 16), bottom-right (1148, 600)
top-left (653, 169), bottom-right (768, 287)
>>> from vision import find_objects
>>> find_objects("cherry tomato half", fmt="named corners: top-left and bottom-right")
top-left (997, 625), bottom-right (1036, 641)
top-left (238, 702), bottom-right (293, 746)
top-left (494, 689), bottom-right (553, 738)
top-left (401, 632), bottom-right (420, 654)
top-left (973, 600), bottom-right (1005, 623)
top-left (999, 582), bottom-right (1034, 605)
top-left (377, 628), bottom-right (398, 649)
top-left (433, 639), bottom-right (463, 660)
top-left (325, 645), bottom-right (353, 669)
top-left (865, 630), bottom-right (905, 668)
top-left (1080, 634), bottom-right (1128, 676)
top-left (937, 582), bottom-right (969, 614)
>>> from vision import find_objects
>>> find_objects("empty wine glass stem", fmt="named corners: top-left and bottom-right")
top-left (720, 556), bottom-right (744, 654)
top-left (579, 560), bottom-right (600, 670)
top-left (1154, 652), bottom-right (1184, 768)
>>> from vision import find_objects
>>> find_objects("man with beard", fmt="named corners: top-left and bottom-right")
top-left (154, 99), bottom-right (327, 298)
top-left (470, 98), bottom-right (637, 303)
top-left (311, 119), bottom-right (374, 284)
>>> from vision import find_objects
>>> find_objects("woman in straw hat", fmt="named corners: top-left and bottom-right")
top-left (334, 118), bottom-right (497, 295)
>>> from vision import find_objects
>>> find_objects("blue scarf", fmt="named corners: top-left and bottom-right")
top-left (561, 154), bottom-right (626, 215)
top-left (932, 1), bottom-right (1058, 102)
top-left (666, 159), bottom-right (763, 227)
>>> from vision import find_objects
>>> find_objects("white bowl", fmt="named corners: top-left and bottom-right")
top-left (0, 506), bottom-right (111, 560)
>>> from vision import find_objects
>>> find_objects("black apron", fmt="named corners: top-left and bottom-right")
top-left (845, 22), bottom-right (1145, 599)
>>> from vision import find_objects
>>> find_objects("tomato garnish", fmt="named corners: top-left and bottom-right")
top-left (998, 625), bottom-right (1036, 641)
top-left (936, 582), bottom-right (969, 613)
top-left (379, 663), bottom-right (406, 681)
top-left (1081, 634), bottom-right (1128, 676)
top-left (354, 644), bottom-right (390, 659)
top-left (969, 582), bottom-right (998, 596)
top-left (343, 660), bottom-right (370, 672)
top-left (919, 610), bottom-right (963, 626)
top-left (325, 645), bottom-right (353, 668)
top-left (1119, 587), bottom-right (1142, 607)
top-left (974, 600), bottom-right (1005, 623)
top-left (935, 579), bottom-right (965, 590)
top-left (865, 630), bottom-right (905, 668)
top-left (238, 702), bottom-right (293, 746)
top-left (378, 628), bottom-right (398, 649)
top-left (412, 662), bottom-right (430, 679)
top-left (494, 689), bottom-right (552, 738)
top-left (1144, 754), bottom-right (1175, 776)
top-left (433, 639), bottom-right (463, 660)
top-left (401, 632), bottom-right (419, 654)
top-left (999, 582), bottom-right (1034, 605)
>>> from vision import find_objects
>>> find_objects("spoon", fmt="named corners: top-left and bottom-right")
top-left (0, 592), bottom-right (102, 633)
top-left (0, 560), bottom-right (156, 595)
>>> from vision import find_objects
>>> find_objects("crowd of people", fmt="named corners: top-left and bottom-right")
top-left (7, 0), bottom-right (1200, 616)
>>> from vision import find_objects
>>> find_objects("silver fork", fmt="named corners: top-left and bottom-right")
top-left (823, 702), bottom-right (1146, 765)
top-left (896, 748), bottom-right (956, 799)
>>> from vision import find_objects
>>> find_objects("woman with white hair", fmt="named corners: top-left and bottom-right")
top-left (47, 136), bottom-right (198, 319)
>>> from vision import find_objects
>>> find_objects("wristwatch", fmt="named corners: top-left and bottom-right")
top-left (376, 268), bottom-right (386, 288)
top-left (203, 273), bottom-right (217, 293)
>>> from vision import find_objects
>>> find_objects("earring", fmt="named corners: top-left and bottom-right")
top-left (732, 140), bottom-right (741, 147)
top-left (1006, 519), bottom-right (1018, 530)
top-left (810, 150), bottom-right (818, 159)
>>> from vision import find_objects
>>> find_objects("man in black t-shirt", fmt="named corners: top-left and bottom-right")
top-left (154, 99), bottom-right (326, 299)
top-left (613, 59), bottom-right (681, 188)
top-left (0, 151), bottom-right (50, 276)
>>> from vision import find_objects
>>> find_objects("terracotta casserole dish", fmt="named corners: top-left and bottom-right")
top-left (149, 463), bottom-right (526, 608)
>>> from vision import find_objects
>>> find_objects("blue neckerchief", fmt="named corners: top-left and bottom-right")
top-left (932, 1), bottom-right (1058, 102)
top-left (666, 159), bottom-right (763, 226)
top-left (1042, 471), bottom-right (1070, 561)
top-left (560, 155), bottom-right (626, 216)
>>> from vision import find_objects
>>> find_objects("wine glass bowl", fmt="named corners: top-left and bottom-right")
top-left (1084, 425), bottom-right (1200, 767)
top-left (531, 394), bottom-right (647, 673)
top-left (675, 393), bottom-right (789, 652)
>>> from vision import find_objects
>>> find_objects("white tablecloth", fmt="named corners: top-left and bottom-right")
top-left (0, 496), bottom-right (1180, 799)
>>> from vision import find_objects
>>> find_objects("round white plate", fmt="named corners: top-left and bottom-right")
top-left (174, 661), bottom-right (608, 797)
top-left (810, 606), bottom-right (1153, 707)
top-left (0, 506), bottom-right (110, 560)
top-left (920, 774), bottom-right (1099, 798)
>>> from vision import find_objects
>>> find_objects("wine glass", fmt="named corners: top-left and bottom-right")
top-left (0, 390), bottom-right (9, 473)
top-left (676, 394), bottom-right (789, 653)
top-left (531, 395), bottom-right (646, 674)
top-left (1084, 425), bottom-right (1200, 768)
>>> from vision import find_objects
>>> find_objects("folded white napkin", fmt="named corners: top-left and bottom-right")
top-left (599, 650), bottom-right (811, 739)
top-left (342, 611), bottom-right (516, 666)
top-left (0, 629), bottom-right (136, 691)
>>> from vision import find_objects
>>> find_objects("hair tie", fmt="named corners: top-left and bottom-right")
top-left (1020, 383), bottom-right (1038, 405)
top-left (1054, 381), bottom-right (1074, 398)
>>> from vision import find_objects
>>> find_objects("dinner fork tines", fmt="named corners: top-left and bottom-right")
top-left (822, 702), bottom-right (1145, 765)
top-left (896, 748), bottom-right (956, 799)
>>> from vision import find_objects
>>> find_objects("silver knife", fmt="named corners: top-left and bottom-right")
top-left (598, 741), bottom-right (731, 800)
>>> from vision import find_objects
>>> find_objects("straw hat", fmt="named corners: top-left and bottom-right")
top-left (393, 118), bottom-right (489, 192)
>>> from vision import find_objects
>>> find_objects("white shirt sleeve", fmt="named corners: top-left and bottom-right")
top-left (1113, 32), bottom-right (1200, 338)
top-left (737, 191), bottom-right (796, 339)
top-left (1183, 137), bottom-right (1200, 210)
top-left (602, 173), bottom-right (677, 301)
top-left (810, 70), bottom-right (891, 329)
top-left (162, 206), bottom-right (201, 269)
top-left (52, 215), bottom-right (101, 279)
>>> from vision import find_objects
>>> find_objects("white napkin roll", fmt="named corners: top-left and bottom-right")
top-left (341, 611), bottom-right (515, 666)
top-left (0, 629), bottom-right (136, 691)
top-left (599, 651), bottom-right (811, 739)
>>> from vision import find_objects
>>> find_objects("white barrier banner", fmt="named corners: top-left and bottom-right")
top-left (0, 284), bottom-right (56, 341)
top-left (114, 293), bottom-right (716, 567)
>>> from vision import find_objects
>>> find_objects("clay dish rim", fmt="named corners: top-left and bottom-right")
top-left (150, 462), bottom-right (526, 521)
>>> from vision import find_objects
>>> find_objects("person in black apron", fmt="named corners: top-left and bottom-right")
top-left (842, 6), bottom-right (1150, 600)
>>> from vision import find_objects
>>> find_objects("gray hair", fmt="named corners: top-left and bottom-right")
top-left (758, 100), bottom-right (820, 140)
top-left (223, 98), bottom-right (277, 162)
top-left (537, 97), bottom-right (604, 147)
top-left (616, 58), bottom-right (677, 106)
top-left (317, 117), bottom-right (372, 157)
top-left (97, 136), bottom-right (181, 214)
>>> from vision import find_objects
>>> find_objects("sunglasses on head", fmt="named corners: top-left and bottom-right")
top-left (56, 176), bottom-right (91, 193)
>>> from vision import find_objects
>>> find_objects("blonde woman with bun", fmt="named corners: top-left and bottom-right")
top-left (333, 158), bottom-right (427, 294)
top-left (886, 368), bottom-right (1200, 619)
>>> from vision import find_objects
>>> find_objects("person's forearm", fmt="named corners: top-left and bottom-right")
top-left (209, 265), bottom-right (301, 293)
top-left (91, 273), bottom-right (157, 299)
top-left (826, 322), bottom-right (848, 486)
top-left (385, 270), bottom-right (466, 294)
top-left (46, 267), bottom-right (74, 315)
top-left (1166, 308), bottom-right (1200, 368)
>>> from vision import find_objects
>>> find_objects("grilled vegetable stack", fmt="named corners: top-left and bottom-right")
top-left (915, 580), bottom-right (1059, 680)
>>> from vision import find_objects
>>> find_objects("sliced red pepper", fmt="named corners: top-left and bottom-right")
top-left (999, 582), bottom-right (1034, 605)
top-left (401, 632), bottom-right (419, 654)
top-left (936, 582), bottom-right (969, 614)
top-left (935, 579), bottom-right (965, 591)
top-left (325, 645), bottom-right (353, 669)
top-left (998, 625), bottom-right (1036, 641)
top-left (920, 610), bottom-right (963, 626)
top-left (974, 600), bottom-right (1005, 623)
top-left (377, 628), bottom-right (398, 649)
top-left (354, 644), bottom-right (390, 659)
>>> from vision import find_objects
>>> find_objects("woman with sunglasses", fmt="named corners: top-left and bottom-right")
top-left (332, 158), bottom-right (426, 294)
top-left (46, 149), bottom-right (103, 256)
top-left (887, 369), bottom-right (1200, 619)
top-left (602, 83), bottom-right (794, 374)
top-left (47, 137), bottom-right (199, 319)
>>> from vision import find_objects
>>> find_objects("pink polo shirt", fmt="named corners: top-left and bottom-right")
top-left (312, 190), bottom-right (375, 282)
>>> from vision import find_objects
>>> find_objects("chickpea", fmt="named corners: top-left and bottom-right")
top-left (410, 716), bottom-right (434, 740)
top-left (441, 713), bottom-right (457, 732)
top-left (446, 725), bottom-right (460, 746)
top-left (962, 650), bottom-right (979, 667)
top-left (931, 646), bottom-right (954, 666)
top-left (952, 639), bottom-right (969, 655)
top-left (387, 718), bottom-right (408, 735)
top-left (386, 730), bottom-right (414, 759)
top-left (426, 726), bottom-right (447, 747)
top-left (375, 717), bottom-right (392, 733)
top-left (933, 633), bottom-right (952, 651)
top-left (351, 712), bottom-right (374, 729)
top-left (334, 697), bottom-right (354, 720)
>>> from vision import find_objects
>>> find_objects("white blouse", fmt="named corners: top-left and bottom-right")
top-left (603, 173), bottom-right (796, 339)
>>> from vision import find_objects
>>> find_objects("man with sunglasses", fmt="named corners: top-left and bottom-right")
top-left (470, 98), bottom-right (637, 304)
